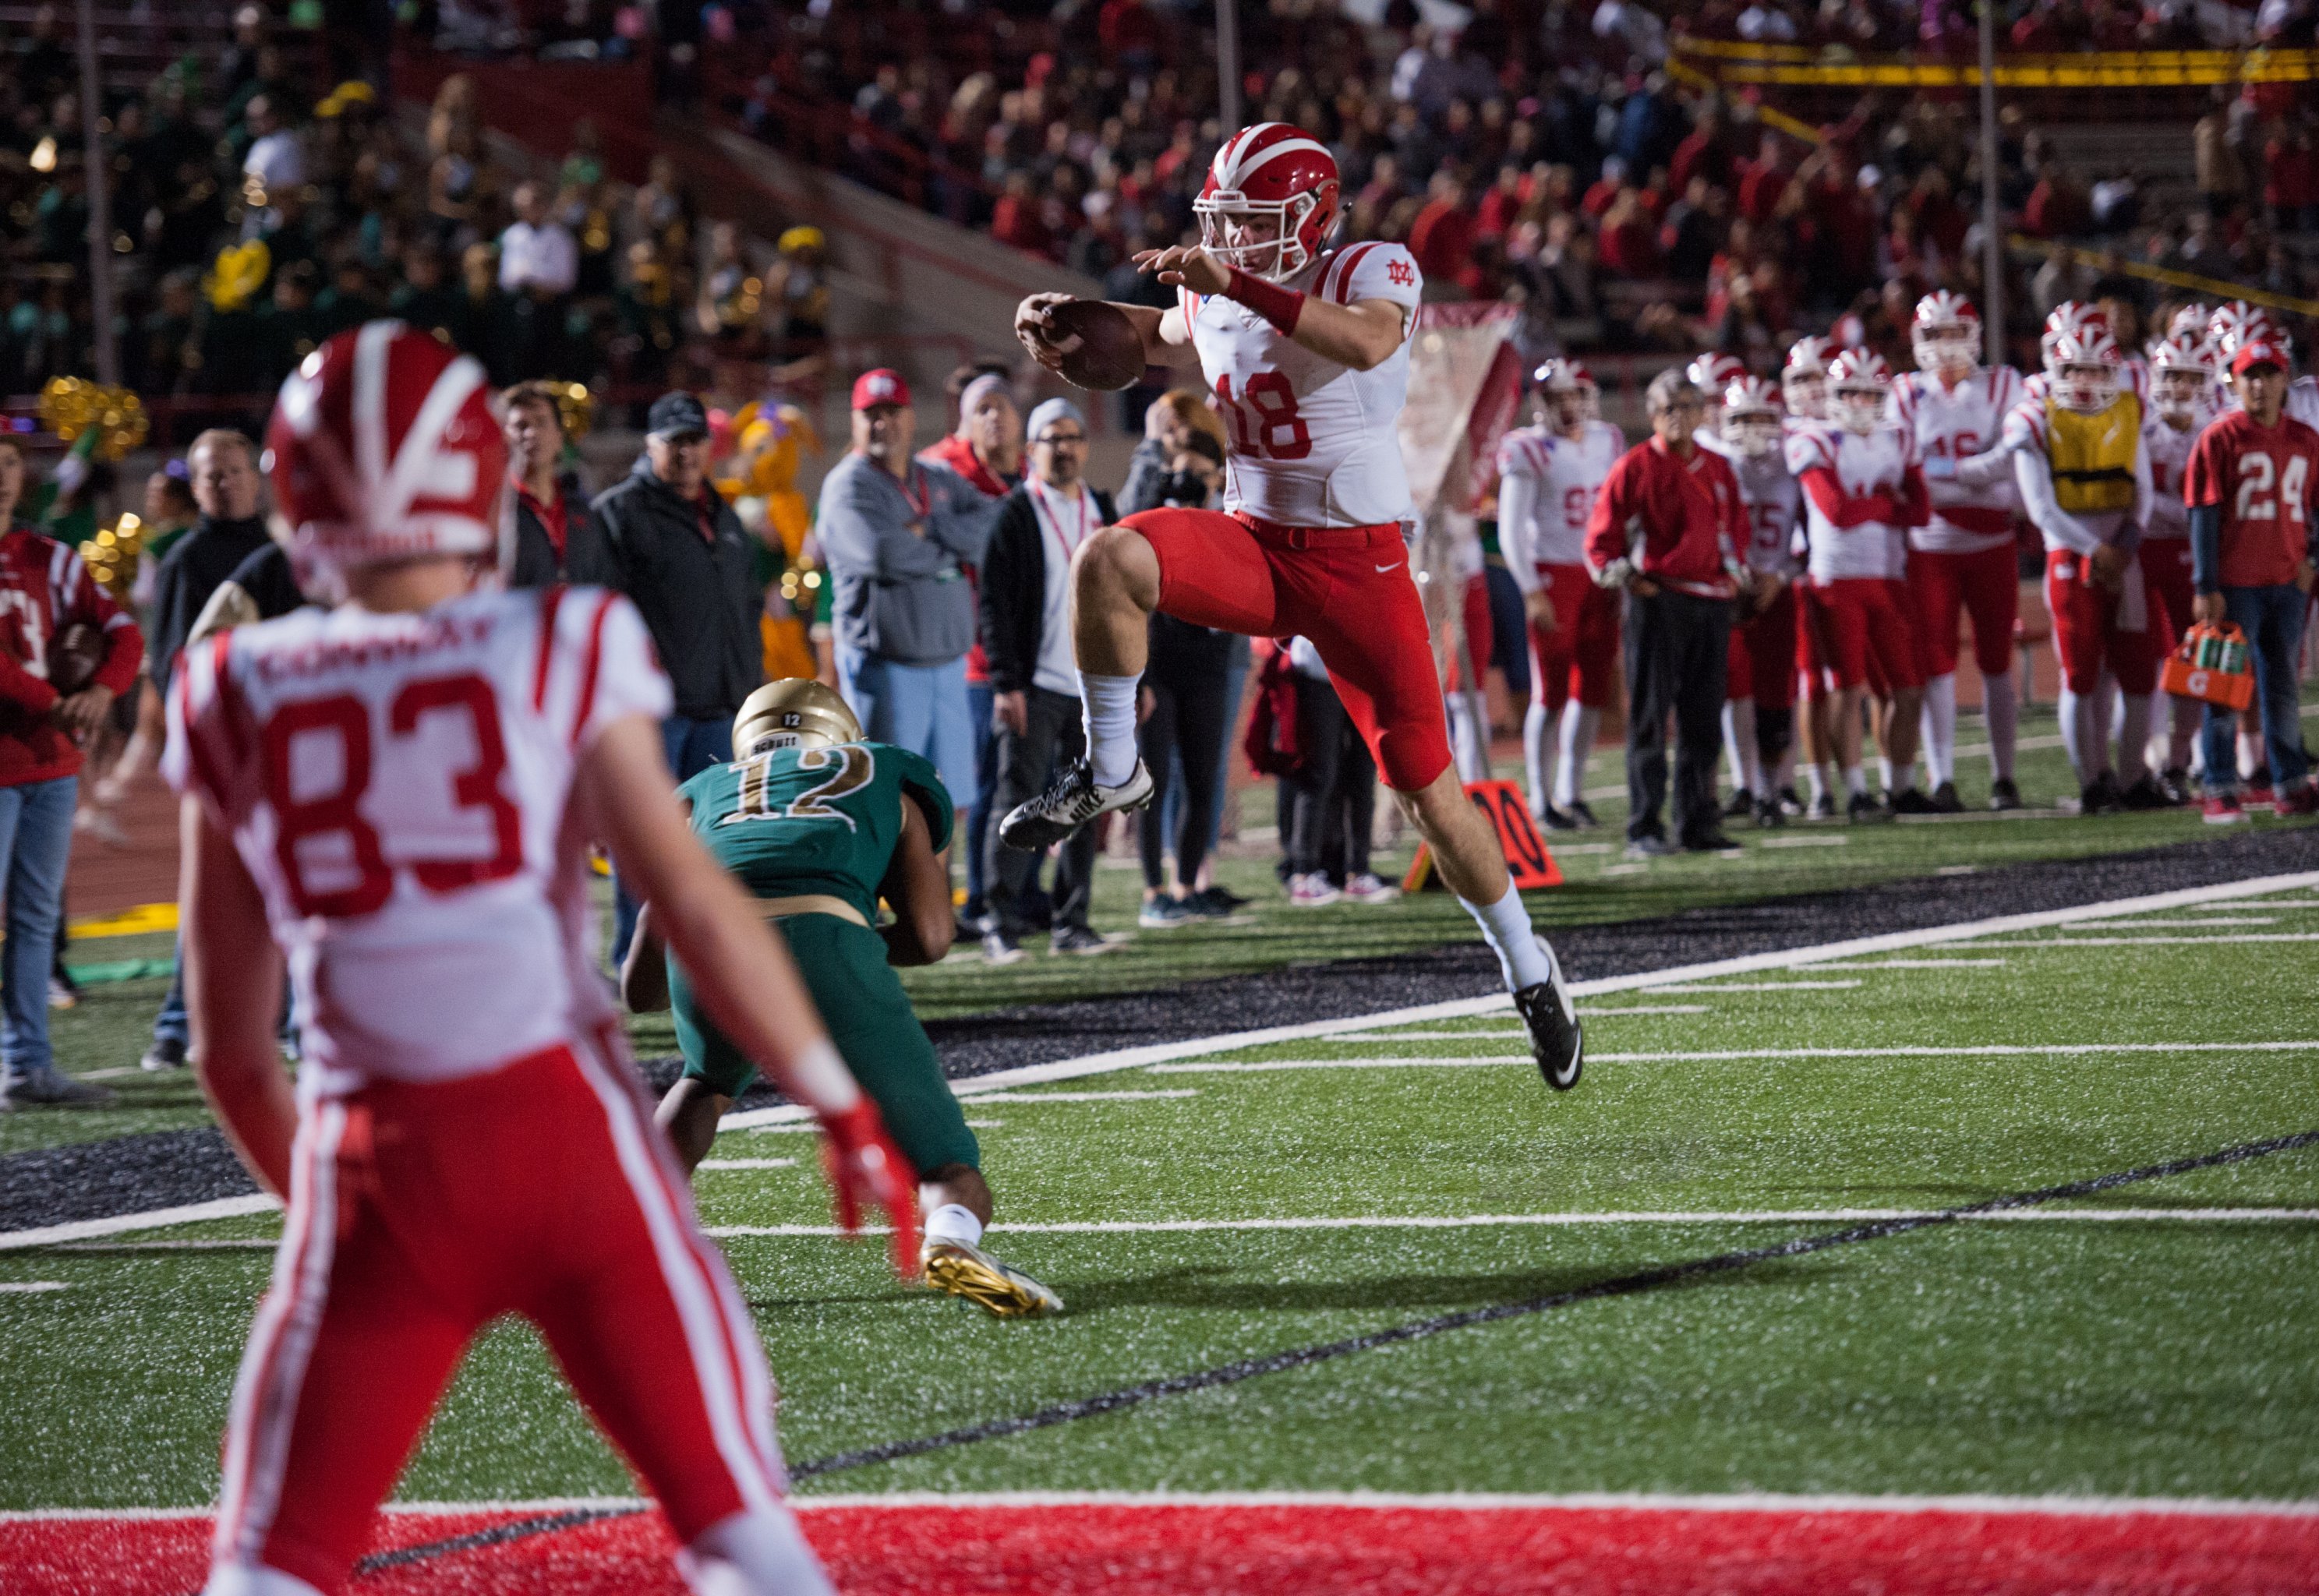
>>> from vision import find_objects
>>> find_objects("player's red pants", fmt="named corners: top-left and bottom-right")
top-left (1908, 542), bottom-right (2019, 679)
top-left (1526, 562), bottom-right (1621, 712)
top-left (1125, 507), bottom-right (1453, 791)
top-left (1804, 577), bottom-right (1924, 694)
top-left (2140, 536), bottom-right (2196, 637)
top-left (210, 1038), bottom-right (789, 1595)
top-left (2043, 549), bottom-right (2169, 695)
top-left (1725, 582), bottom-right (1799, 711)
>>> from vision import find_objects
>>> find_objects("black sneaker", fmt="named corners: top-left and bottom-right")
top-left (1194, 885), bottom-right (1250, 913)
top-left (1810, 791), bottom-right (1840, 820)
top-left (1722, 786), bottom-right (1755, 820)
top-left (2118, 773), bottom-right (2173, 810)
top-left (981, 927), bottom-right (1027, 966)
top-left (1564, 800), bottom-right (1602, 829)
top-left (0, 1072), bottom-right (116, 1110)
top-left (1930, 780), bottom-right (1964, 814)
top-left (1847, 792), bottom-right (1889, 823)
top-left (2080, 775), bottom-right (2124, 815)
top-left (1050, 924), bottom-right (1118, 956)
top-left (1889, 786), bottom-right (1941, 817)
top-left (140, 1036), bottom-right (189, 1072)
top-left (1776, 786), bottom-right (1805, 817)
top-left (1684, 830), bottom-right (1738, 853)
top-left (1511, 938), bottom-right (1582, 1091)
top-left (2158, 766), bottom-right (2194, 806)
top-left (1624, 834), bottom-right (1677, 859)
top-left (1988, 777), bottom-right (2024, 811)
top-left (1538, 804), bottom-right (1579, 832)
top-left (1753, 796), bottom-right (1785, 828)
top-left (998, 759), bottom-right (1155, 852)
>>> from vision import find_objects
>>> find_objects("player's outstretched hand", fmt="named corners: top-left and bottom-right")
top-left (1134, 243), bottom-right (1231, 296)
top-left (819, 1098), bottom-right (921, 1279)
top-left (1016, 292), bottom-right (1078, 373)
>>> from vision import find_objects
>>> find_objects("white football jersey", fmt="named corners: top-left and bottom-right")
top-left (1891, 366), bottom-right (2022, 553)
top-left (1175, 242), bottom-right (1425, 529)
top-left (2140, 401), bottom-right (2213, 539)
top-left (2288, 376), bottom-right (2319, 431)
top-left (1496, 419), bottom-right (1623, 567)
top-left (1727, 448), bottom-right (1804, 577)
top-left (164, 585), bottom-right (672, 1100)
top-left (1783, 421), bottom-right (1915, 581)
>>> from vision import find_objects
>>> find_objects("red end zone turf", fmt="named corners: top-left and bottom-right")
top-left (9, 1499), bottom-right (2319, 1594)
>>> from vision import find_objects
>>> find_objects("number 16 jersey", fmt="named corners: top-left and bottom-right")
top-left (1175, 241), bottom-right (1426, 529)
top-left (162, 585), bottom-right (671, 1098)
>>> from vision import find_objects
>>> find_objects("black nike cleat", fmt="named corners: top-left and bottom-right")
top-left (1988, 777), bottom-right (2024, 811)
top-left (1513, 937), bottom-right (1583, 1091)
top-left (998, 758), bottom-right (1154, 852)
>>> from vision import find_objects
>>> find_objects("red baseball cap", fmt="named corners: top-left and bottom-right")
top-left (850, 368), bottom-right (912, 410)
top-left (2232, 339), bottom-right (2287, 377)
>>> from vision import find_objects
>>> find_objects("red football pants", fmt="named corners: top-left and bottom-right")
top-left (1526, 562), bottom-right (1621, 712)
top-left (2044, 549), bottom-right (2168, 694)
top-left (1908, 542), bottom-right (2020, 678)
top-left (1725, 582), bottom-right (1799, 711)
top-left (210, 1040), bottom-right (790, 1595)
top-left (2141, 537), bottom-right (2196, 637)
top-left (1806, 577), bottom-right (1925, 693)
top-left (1125, 507), bottom-right (1454, 791)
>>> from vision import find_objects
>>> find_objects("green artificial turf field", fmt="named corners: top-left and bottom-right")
top-left (5, 877), bottom-right (2315, 1513)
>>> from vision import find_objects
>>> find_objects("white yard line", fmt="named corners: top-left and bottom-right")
top-left (1581, 1005), bottom-right (1713, 1015)
top-left (1645, 980), bottom-right (1862, 991)
top-left (2064, 916), bottom-right (2278, 927)
top-left (953, 1089), bottom-right (1200, 1103)
top-left (1988, 934), bottom-right (2319, 946)
top-left (694, 1159), bottom-right (797, 1171)
top-left (0, 1195), bottom-right (278, 1254)
top-left (1758, 835), bottom-right (1851, 847)
top-left (1153, 1040), bottom-right (2319, 1072)
top-left (1798, 959), bottom-right (2008, 969)
top-left (0, 1280), bottom-right (67, 1291)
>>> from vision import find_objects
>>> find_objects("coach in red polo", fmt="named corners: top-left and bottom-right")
top-left (1586, 368), bottom-right (1751, 856)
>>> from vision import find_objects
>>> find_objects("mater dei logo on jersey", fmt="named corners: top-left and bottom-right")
top-left (1386, 258), bottom-right (1415, 288)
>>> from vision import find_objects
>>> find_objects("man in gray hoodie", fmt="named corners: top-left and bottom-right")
top-left (817, 368), bottom-right (1003, 814)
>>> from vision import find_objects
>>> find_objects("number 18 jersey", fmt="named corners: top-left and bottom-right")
top-left (1175, 242), bottom-right (1426, 530)
top-left (162, 585), bottom-right (671, 1099)
top-left (678, 740), bottom-right (953, 926)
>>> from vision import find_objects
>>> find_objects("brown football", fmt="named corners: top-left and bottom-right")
top-left (49, 620), bottom-right (105, 695)
top-left (1045, 298), bottom-right (1147, 392)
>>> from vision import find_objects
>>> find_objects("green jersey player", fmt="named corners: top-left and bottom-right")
top-left (623, 679), bottom-right (1062, 1318)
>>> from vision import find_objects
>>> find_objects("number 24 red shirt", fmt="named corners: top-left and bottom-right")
top-left (2183, 409), bottom-right (2319, 588)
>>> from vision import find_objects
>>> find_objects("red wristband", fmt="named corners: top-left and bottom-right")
top-left (1225, 266), bottom-right (1306, 336)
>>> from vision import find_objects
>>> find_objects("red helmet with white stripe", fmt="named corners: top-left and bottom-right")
top-left (1911, 290), bottom-right (1980, 376)
top-left (2048, 326), bottom-right (2122, 414)
top-left (1195, 123), bottom-right (1342, 282)
top-left (1826, 348), bottom-right (1892, 434)
top-left (1721, 376), bottom-right (1783, 457)
top-left (265, 321), bottom-right (506, 588)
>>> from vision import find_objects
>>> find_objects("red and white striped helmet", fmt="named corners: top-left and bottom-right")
top-left (1827, 348), bottom-right (1893, 433)
top-left (1532, 358), bottom-right (1594, 394)
top-left (2041, 301), bottom-right (2109, 376)
top-left (2048, 325), bottom-right (2122, 413)
top-left (2168, 302), bottom-right (2214, 340)
top-left (1686, 352), bottom-right (1748, 401)
top-left (2208, 300), bottom-right (2278, 358)
top-left (2148, 330), bottom-right (2218, 423)
top-left (1782, 335), bottom-right (1838, 380)
top-left (265, 321), bottom-right (506, 586)
top-left (1721, 376), bottom-right (1784, 457)
top-left (2147, 331), bottom-right (2218, 377)
top-left (1911, 290), bottom-right (1980, 374)
top-left (1194, 122), bottom-right (1342, 282)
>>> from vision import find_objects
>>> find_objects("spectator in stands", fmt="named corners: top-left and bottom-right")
top-left (239, 94), bottom-right (302, 200)
top-left (584, 390), bottom-right (765, 957)
top-left (501, 382), bottom-right (598, 586)
top-left (979, 398), bottom-right (1115, 962)
top-left (818, 369), bottom-right (1002, 818)
top-left (1277, 635), bottom-right (1392, 907)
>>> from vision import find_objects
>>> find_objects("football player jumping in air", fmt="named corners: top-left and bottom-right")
top-left (2005, 322), bottom-right (2165, 813)
top-left (623, 677), bottom-right (1063, 1319)
top-left (1009, 122), bottom-right (1582, 1091)
top-left (1716, 376), bottom-right (1805, 828)
top-left (1496, 359), bottom-right (1624, 832)
top-left (1889, 292), bottom-right (2027, 812)
top-left (168, 324), bottom-right (915, 1596)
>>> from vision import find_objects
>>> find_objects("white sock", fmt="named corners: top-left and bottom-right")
top-left (1450, 691), bottom-right (1489, 783)
top-left (2239, 729), bottom-right (2262, 780)
top-left (1844, 764), bottom-right (1868, 797)
top-left (2117, 692), bottom-right (2152, 787)
top-left (681, 1509), bottom-right (836, 1596)
top-left (1982, 669), bottom-right (2017, 779)
top-left (1460, 884), bottom-right (1555, 992)
top-left (1921, 673), bottom-right (1957, 787)
top-left (1524, 697), bottom-right (1558, 817)
top-left (924, 1202), bottom-right (984, 1248)
top-left (1080, 673), bottom-right (1140, 788)
top-left (1805, 763), bottom-right (1828, 803)
top-left (1878, 754), bottom-right (1897, 793)
top-left (1554, 704), bottom-right (1600, 807)
top-left (1723, 700), bottom-right (1759, 793)
top-left (2058, 685), bottom-right (2095, 783)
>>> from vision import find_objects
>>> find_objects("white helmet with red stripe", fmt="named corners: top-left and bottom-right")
top-left (1781, 335), bottom-right (1838, 419)
top-left (1721, 376), bottom-right (1784, 457)
top-left (2048, 325), bottom-right (2122, 414)
top-left (2168, 302), bottom-right (2215, 340)
top-left (1826, 348), bottom-right (1893, 434)
top-left (1686, 352), bottom-right (1748, 406)
top-left (2041, 301), bottom-right (2108, 376)
top-left (1194, 122), bottom-right (1342, 283)
top-left (1532, 358), bottom-right (1594, 429)
top-left (1911, 290), bottom-right (1981, 376)
top-left (2147, 330), bottom-right (2218, 425)
top-left (265, 320), bottom-right (507, 591)
top-left (2208, 300), bottom-right (2278, 359)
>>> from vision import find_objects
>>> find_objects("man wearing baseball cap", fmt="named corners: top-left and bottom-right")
top-left (816, 368), bottom-right (1005, 821)
top-left (2183, 338), bottom-right (2319, 821)
top-left (584, 389), bottom-right (767, 956)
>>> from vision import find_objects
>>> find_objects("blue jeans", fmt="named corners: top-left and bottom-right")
top-left (0, 776), bottom-right (76, 1081)
top-left (963, 680), bottom-right (997, 914)
top-left (2202, 584), bottom-right (2310, 793)
top-left (837, 648), bottom-right (975, 809)
top-left (611, 715), bottom-right (735, 962)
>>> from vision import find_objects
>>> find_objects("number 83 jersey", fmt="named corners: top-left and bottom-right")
top-left (162, 586), bottom-right (671, 1097)
top-left (1175, 242), bottom-right (1426, 530)
top-left (680, 740), bottom-right (953, 926)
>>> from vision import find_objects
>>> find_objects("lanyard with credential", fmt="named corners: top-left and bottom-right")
top-left (1028, 478), bottom-right (1094, 563)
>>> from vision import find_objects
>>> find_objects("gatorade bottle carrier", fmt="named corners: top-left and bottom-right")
top-left (2161, 621), bottom-right (2257, 711)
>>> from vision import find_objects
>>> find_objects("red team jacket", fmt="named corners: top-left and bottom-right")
top-left (1584, 434), bottom-right (1747, 598)
top-left (0, 525), bottom-right (143, 786)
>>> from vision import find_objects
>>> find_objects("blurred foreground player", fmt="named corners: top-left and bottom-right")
top-left (168, 324), bottom-right (915, 1596)
top-left (1007, 122), bottom-right (1581, 1091)
top-left (624, 677), bottom-right (1062, 1317)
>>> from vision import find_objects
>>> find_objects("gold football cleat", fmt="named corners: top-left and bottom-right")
top-left (921, 1239), bottom-right (1064, 1318)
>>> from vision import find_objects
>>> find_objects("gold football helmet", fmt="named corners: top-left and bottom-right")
top-left (733, 679), bottom-right (862, 755)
